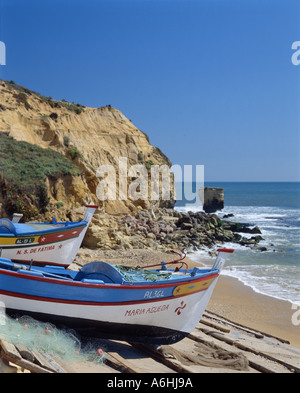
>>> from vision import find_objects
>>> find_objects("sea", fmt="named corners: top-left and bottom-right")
top-left (175, 182), bottom-right (300, 305)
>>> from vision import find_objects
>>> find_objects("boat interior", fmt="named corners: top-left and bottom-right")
top-left (0, 257), bottom-right (214, 285)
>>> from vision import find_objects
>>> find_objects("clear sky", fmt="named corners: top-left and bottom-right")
top-left (0, 0), bottom-right (299, 182)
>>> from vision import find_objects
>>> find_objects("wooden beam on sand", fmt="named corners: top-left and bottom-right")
top-left (204, 311), bottom-right (288, 343)
top-left (130, 342), bottom-right (194, 373)
top-left (0, 338), bottom-right (67, 373)
top-left (105, 351), bottom-right (141, 373)
top-left (199, 317), bottom-right (231, 333)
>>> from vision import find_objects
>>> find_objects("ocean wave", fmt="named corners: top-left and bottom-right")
top-left (221, 264), bottom-right (300, 304)
top-left (176, 202), bottom-right (300, 303)
top-left (188, 246), bottom-right (300, 304)
top-left (176, 204), bottom-right (300, 223)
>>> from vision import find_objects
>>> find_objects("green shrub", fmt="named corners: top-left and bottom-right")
top-left (0, 133), bottom-right (81, 218)
top-left (63, 136), bottom-right (70, 147)
top-left (137, 152), bottom-right (154, 170)
top-left (68, 145), bottom-right (83, 161)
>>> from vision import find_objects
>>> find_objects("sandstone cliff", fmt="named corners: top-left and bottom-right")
top-left (0, 80), bottom-right (265, 254)
top-left (0, 79), bottom-right (174, 220)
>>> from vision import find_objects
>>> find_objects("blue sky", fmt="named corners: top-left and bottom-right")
top-left (0, 0), bottom-right (299, 182)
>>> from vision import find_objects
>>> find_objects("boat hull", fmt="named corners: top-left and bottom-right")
top-left (0, 227), bottom-right (85, 266)
top-left (0, 268), bottom-right (220, 344)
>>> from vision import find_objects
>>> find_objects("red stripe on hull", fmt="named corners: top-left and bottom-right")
top-left (37, 227), bottom-right (85, 244)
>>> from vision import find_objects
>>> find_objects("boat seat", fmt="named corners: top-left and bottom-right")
top-left (0, 258), bottom-right (14, 270)
top-left (75, 261), bottom-right (124, 284)
top-left (81, 279), bottom-right (105, 285)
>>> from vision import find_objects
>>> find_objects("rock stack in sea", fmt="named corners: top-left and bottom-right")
top-left (202, 187), bottom-right (224, 213)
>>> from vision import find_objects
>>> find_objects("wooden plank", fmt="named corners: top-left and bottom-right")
top-left (204, 311), bottom-right (265, 338)
top-left (15, 344), bottom-right (35, 363)
top-left (0, 348), bottom-right (53, 373)
top-left (39, 351), bottom-right (67, 373)
top-left (205, 311), bottom-right (283, 342)
top-left (11, 358), bottom-right (53, 373)
top-left (131, 342), bottom-right (194, 373)
top-left (105, 353), bottom-right (134, 373)
top-left (193, 329), bottom-right (236, 345)
top-left (0, 339), bottom-right (22, 362)
top-left (31, 349), bottom-right (61, 373)
top-left (199, 318), bottom-right (231, 333)
top-left (210, 332), bottom-right (300, 373)
top-left (247, 360), bottom-right (277, 373)
top-left (0, 338), bottom-right (67, 373)
top-left (106, 352), bottom-right (141, 373)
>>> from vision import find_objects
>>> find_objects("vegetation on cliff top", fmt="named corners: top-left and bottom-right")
top-left (0, 133), bottom-right (81, 219)
top-left (4, 79), bottom-right (85, 114)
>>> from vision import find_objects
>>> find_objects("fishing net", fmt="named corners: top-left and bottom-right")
top-left (159, 342), bottom-right (249, 371)
top-left (115, 265), bottom-right (172, 282)
top-left (0, 314), bottom-right (105, 365)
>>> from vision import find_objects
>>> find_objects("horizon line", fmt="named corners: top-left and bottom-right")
top-left (174, 180), bottom-right (300, 183)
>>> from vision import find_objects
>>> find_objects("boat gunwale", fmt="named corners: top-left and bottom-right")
top-left (0, 221), bottom-right (87, 238)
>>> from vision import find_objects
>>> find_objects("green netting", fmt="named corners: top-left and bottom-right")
top-left (0, 314), bottom-right (105, 365)
top-left (115, 265), bottom-right (172, 282)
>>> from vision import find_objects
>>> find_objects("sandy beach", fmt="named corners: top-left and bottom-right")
top-left (208, 275), bottom-right (300, 349)
top-left (73, 248), bottom-right (300, 350)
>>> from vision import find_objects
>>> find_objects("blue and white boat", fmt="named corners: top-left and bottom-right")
top-left (0, 249), bottom-right (233, 344)
top-left (0, 206), bottom-right (98, 267)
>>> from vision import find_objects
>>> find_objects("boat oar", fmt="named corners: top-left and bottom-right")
top-left (32, 269), bottom-right (73, 281)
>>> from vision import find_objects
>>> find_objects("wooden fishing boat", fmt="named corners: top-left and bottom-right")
top-left (0, 205), bottom-right (98, 267)
top-left (0, 249), bottom-right (234, 344)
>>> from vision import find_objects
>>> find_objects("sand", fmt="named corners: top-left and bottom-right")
top-left (208, 275), bottom-right (300, 349)
top-left (73, 248), bottom-right (300, 350)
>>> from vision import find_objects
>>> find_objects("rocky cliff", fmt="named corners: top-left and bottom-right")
top-left (0, 79), bottom-right (174, 220)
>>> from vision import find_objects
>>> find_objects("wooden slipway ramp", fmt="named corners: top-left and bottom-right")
top-left (1, 310), bottom-right (300, 373)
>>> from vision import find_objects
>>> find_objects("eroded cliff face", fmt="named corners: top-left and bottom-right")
top-left (0, 79), bottom-right (174, 219)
